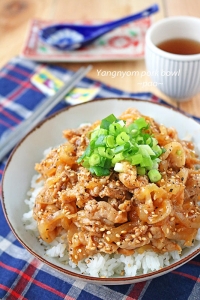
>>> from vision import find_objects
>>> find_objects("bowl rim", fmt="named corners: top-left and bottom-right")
top-left (1, 97), bottom-right (200, 283)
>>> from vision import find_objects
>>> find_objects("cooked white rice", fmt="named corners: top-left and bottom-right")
top-left (22, 172), bottom-right (200, 278)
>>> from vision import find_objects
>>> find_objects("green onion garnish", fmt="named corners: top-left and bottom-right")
top-left (148, 169), bottom-right (162, 183)
top-left (77, 114), bottom-right (163, 181)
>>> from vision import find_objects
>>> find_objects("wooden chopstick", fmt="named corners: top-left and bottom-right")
top-left (0, 65), bottom-right (92, 161)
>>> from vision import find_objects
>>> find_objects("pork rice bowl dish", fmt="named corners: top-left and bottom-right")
top-left (23, 108), bottom-right (200, 277)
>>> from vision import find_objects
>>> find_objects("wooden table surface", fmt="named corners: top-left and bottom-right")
top-left (0, 0), bottom-right (200, 117)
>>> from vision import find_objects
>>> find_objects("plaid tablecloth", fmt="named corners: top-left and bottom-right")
top-left (0, 57), bottom-right (200, 300)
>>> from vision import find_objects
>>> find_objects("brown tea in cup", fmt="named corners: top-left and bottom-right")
top-left (157, 38), bottom-right (200, 55)
top-left (145, 16), bottom-right (200, 100)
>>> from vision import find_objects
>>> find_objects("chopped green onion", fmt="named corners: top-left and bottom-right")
top-left (89, 166), bottom-right (110, 176)
top-left (112, 152), bottom-right (124, 165)
top-left (138, 144), bottom-right (155, 156)
top-left (136, 136), bottom-right (144, 144)
top-left (116, 132), bottom-right (130, 145)
top-left (95, 135), bottom-right (106, 147)
top-left (137, 166), bottom-right (146, 175)
top-left (145, 136), bottom-right (153, 146)
top-left (140, 156), bottom-right (153, 168)
top-left (100, 114), bottom-right (118, 130)
top-left (152, 137), bottom-right (158, 146)
top-left (77, 144), bottom-right (92, 163)
top-left (98, 147), bottom-right (113, 159)
top-left (131, 154), bottom-right (143, 165)
top-left (117, 120), bottom-right (126, 127)
top-left (97, 128), bottom-right (108, 136)
top-left (77, 114), bottom-right (163, 181)
top-left (114, 143), bottom-right (130, 154)
top-left (104, 158), bottom-right (112, 169)
top-left (148, 169), bottom-right (162, 182)
top-left (90, 129), bottom-right (99, 140)
top-left (109, 123), bottom-right (123, 135)
top-left (82, 158), bottom-right (90, 168)
top-left (89, 153), bottom-right (101, 166)
top-left (134, 117), bottom-right (148, 129)
top-left (105, 135), bottom-right (115, 148)
top-left (152, 145), bottom-right (163, 157)
top-left (127, 122), bottom-right (138, 133)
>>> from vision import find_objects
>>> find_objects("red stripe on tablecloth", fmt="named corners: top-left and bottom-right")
top-left (10, 261), bottom-right (38, 297)
top-left (172, 271), bottom-right (200, 282)
top-left (0, 106), bottom-right (21, 125)
top-left (0, 261), bottom-right (29, 278)
top-left (126, 281), bottom-right (147, 300)
top-left (0, 118), bottom-right (15, 128)
top-left (32, 280), bottom-right (71, 299)
top-left (0, 284), bottom-right (28, 300)
top-left (0, 86), bottom-right (33, 118)
top-left (189, 260), bottom-right (200, 267)
top-left (0, 76), bottom-right (41, 130)
top-left (2, 73), bottom-right (39, 92)
top-left (1, 109), bottom-right (21, 124)
top-left (0, 260), bottom-right (73, 299)
top-left (3, 61), bottom-right (45, 78)
top-left (4, 64), bottom-right (34, 77)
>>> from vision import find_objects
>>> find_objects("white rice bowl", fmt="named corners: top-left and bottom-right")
top-left (22, 173), bottom-right (185, 278)
top-left (2, 99), bottom-right (200, 285)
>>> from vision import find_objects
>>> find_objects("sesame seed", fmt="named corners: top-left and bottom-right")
top-left (90, 247), bottom-right (96, 251)
top-left (125, 238), bottom-right (131, 242)
top-left (100, 228), bottom-right (106, 232)
top-left (105, 247), bottom-right (111, 251)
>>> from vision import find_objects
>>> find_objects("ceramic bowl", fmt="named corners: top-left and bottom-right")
top-left (2, 98), bottom-right (200, 285)
top-left (145, 16), bottom-right (200, 101)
